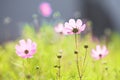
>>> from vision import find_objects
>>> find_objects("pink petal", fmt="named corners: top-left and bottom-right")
top-left (19, 39), bottom-right (26, 49)
top-left (102, 46), bottom-right (107, 53)
top-left (62, 28), bottom-right (69, 35)
top-left (91, 51), bottom-right (99, 60)
top-left (92, 49), bottom-right (97, 55)
top-left (91, 49), bottom-right (100, 60)
top-left (105, 50), bottom-right (109, 55)
top-left (76, 19), bottom-right (82, 27)
top-left (69, 19), bottom-right (76, 28)
top-left (55, 27), bottom-right (60, 32)
top-left (27, 39), bottom-right (32, 44)
top-left (26, 39), bottom-right (32, 50)
top-left (15, 45), bottom-right (24, 53)
top-left (32, 42), bottom-right (37, 49)
top-left (28, 42), bottom-right (37, 55)
top-left (54, 23), bottom-right (64, 33)
top-left (27, 54), bottom-right (33, 58)
top-left (65, 22), bottom-right (72, 29)
top-left (96, 45), bottom-right (101, 52)
top-left (80, 24), bottom-right (86, 31)
top-left (30, 49), bottom-right (36, 55)
top-left (19, 51), bottom-right (34, 58)
top-left (16, 51), bottom-right (23, 56)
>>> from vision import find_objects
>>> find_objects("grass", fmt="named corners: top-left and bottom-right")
top-left (0, 23), bottom-right (120, 80)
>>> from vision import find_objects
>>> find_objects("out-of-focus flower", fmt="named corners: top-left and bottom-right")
top-left (64, 19), bottom-right (86, 34)
top-left (91, 45), bottom-right (109, 60)
top-left (39, 2), bottom-right (52, 17)
top-left (15, 39), bottom-right (37, 58)
top-left (54, 23), bottom-right (67, 35)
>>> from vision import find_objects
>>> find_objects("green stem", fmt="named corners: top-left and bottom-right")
top-left (74, 34), bottom-right (81, 80)
top-left (75, 34), bottom-right (78, 49)
top-left (23, 59), bottom-right (26, 80)
top-left (76, 53), bottom-right (81, 80)
top-left (82, 48), bottom-right (88, 74)
top-left (58, 58), bottom-right (61, 80)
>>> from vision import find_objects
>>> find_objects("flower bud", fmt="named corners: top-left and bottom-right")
top-left (57, 54), bottom-right (62, 59)
top-left (84, 45), bottom-right (88, 48)
top-left (26, 74), bottom-right (31, 79)
top-left (74, 50), bottom-right (78, 54)
top-left (36, 66), bottom-right (39, 70)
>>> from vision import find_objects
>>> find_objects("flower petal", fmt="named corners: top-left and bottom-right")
top-left (19, 39), bottom-right (26, 49)
top-left (80, 24), bottom-right (86, 31)
top-left (69, 19), bottom-right (76, 28)
top-left (76, 19), bottom-right (82, 27)
top-left (26, 39), bottom-right (32, 50)
top-left (32, 42), bottom-right (37, 49)
top-left (15, 45), bottom-right (24, 54)
top-left (91, 49), bottom-right (99, 60)
top-left (64, 22), bottom-right (73, 34)
top-left (96, 45), bottom-right (101, 53)
top-left (65, 22), bottom-right (72, 29)
top-left (54, 23), bottom-right (64, 33)
top-left (102, 46), bottom-right (109, 56)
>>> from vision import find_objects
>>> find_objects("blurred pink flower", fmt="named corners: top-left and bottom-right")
top-left (64, 19), bottom-right (86, 34)
top-left (91, 45), bottom-right (109, 60)
top-left (15, 39), bottom-right (37, 58)
top-left (39, 2), bottom-right (52, 17)
top-left (54, 23), bottom-right (67, 35)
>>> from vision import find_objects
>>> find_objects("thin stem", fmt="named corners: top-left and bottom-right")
top-left (74, 34), bottom-right (81, 80)
top-left (35, 66), bottom-right (40, 80)
top-left (26, 58), bottom-right (31, 80)
top-left (58, 58), bottom-right (61, 80)
top-left (23, 59), bottom-right (26, 80)
top-left (78, 48), bottom-right (88, 80)
top-left (27, 58), bottom-right (30, 74)
top-left (76, 53), bottom-right (81, 80)
top-left (83, 48), bottom-right (87, 66)
top-left (74, 33), bottom-right (77, 50)
top-left (56, 58), bottom-right (61, 80)
top-left (82, 48), bottom-right (88, 74)
top-left (99, 59), bottom-right (104, 80)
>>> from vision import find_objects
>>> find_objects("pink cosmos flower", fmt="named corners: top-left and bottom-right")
top-left (64, 19), bottom-right (86, 34)
top-left (15, 39), bottom-right (37, 58)
top-left (39, 2), bottom-right (52, 17)
top-left (91, 45), bottom-right (109, 60)
top-left (54, 23), bottom-right (67, 35)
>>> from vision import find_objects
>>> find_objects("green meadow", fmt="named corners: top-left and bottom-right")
top-left (0, 24), bottom-right (120, 80)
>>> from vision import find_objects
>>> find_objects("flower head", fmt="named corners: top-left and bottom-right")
top-left (91, 45), bottom-right (109, 60)
top-left (54, 23), bottom-right (67, 35)
top-left (15, 39), bottom-right (37, 58)
top-left (64, 19), bottom-right (86, 34)
top-left (39, 2), bottom-right (52, 17)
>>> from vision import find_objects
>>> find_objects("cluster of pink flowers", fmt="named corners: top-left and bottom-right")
top-left (54, 19), bottom-right (86, 35)
top-left (54, 19), bottom-right (109, 60)
top-left (15, 19), bottom-right (109, 60)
